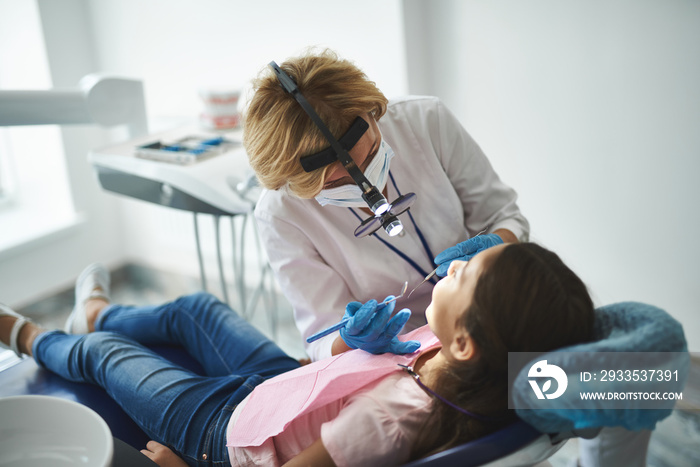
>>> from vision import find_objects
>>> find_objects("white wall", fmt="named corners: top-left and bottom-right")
top-left (0, 0), bottom-right (127, 308)
top-left (81, 0), bottom-right (408, 291)
top-left (404, 0), bottom-right (700, 350)
top-left (0, 0), bottom-right (409, 307)
top-left (84, 0), bottom-right (408, 120)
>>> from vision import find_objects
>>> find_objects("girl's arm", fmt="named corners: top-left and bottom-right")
top-left (140, 438), bottom-right (336, 467)
top-left (331, 335), bottom-right (352, 356)
top-left (283, 438), bottom-right (336, 467)
top-left (140, 441), bottom-right (188, 467)
top-left (493, 228), bottom-right (518, 244)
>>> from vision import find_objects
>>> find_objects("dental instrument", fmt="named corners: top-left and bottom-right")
top-left (306, 282), bottom-right (408, 343)
top-left (407, 267), bottom-right (439, 299)
top-left (407, 228), bottom-right (491, 298)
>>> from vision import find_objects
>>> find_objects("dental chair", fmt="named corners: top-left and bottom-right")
top-left (0, 301), bottom-right (688, 466)
top-left (405, 301), bottom-right (688, 467)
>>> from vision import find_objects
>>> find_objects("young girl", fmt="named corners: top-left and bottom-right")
top-left (0, 242), bottom-right (593, 466)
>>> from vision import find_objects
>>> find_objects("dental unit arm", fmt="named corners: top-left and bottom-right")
top-left (0, 74), bottom-right (148, 139)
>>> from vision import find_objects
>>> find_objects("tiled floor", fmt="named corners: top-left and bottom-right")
top-left (4, 263), bottom-right (699, 466)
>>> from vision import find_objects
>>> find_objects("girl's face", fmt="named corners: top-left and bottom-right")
top-left (426, 244), bottom-right (505, 359)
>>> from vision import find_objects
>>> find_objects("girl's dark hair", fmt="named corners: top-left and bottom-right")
top-left (410, 243), bottom-right (595, 460)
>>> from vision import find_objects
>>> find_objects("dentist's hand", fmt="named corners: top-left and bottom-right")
top-left (434, 233), bottom-right (504, 277)
top-left (339, 298), bottom-right (420, 355)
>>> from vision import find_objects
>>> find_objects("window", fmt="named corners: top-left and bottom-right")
top-left (0, 0), bottom-right (79, 255)
top-left (0, 129), bottom-right (11, 202)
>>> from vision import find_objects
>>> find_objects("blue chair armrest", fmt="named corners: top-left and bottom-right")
top-left (513, 302), bottom-right (689, 433)
top-left (402, 419), bottom-right (542, 467)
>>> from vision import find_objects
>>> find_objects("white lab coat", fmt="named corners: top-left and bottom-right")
top-left (255, 96), bottom-right (529, 361)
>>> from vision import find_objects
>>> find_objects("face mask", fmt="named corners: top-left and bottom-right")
top-left (315, 139), bottom-right (395, 208)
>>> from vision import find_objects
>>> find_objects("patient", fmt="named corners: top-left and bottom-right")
top-left (0, 242), bottom-right (593, 466)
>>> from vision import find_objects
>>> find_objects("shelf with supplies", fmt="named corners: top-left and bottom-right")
top-left (89, 125), bottom-right (277, 330)
top-left (89, 125), bottom-right (259, 216)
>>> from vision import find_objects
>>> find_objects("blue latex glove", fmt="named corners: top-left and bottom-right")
top-left (433, 233), bottom-right (504, 277)
top-left (339, 297), bottom-right (421, 355)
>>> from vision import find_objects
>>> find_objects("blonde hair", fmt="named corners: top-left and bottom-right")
top-left (243, 49), bottom-right (388, 198)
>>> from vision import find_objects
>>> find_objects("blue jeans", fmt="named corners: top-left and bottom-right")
top-left (31, 292), bottom-right (300, 466)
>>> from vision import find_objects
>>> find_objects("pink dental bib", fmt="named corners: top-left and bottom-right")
top-left (227, 325), bottom-right (438, 447)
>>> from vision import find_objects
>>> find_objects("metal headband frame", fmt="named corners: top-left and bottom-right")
top-left (268, 61), bottom-right (383, 206)
top-left (299, 116), bottom-right (368, 172)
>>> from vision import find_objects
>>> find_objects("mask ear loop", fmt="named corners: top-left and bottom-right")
top-left (398, 364), bottom-right (506, 422)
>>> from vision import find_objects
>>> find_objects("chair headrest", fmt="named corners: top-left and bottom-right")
top-left (512, 302), bottom-right (689, 434)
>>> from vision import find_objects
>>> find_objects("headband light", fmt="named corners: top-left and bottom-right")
top-left (269, 61), bottom-right (416, 237)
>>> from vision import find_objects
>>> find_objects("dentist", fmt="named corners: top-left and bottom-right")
top-left (244, 49), bottom-right (529, 361)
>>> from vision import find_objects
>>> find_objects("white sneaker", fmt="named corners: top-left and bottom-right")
top-left (64, 263), bottom-right (111, 334)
